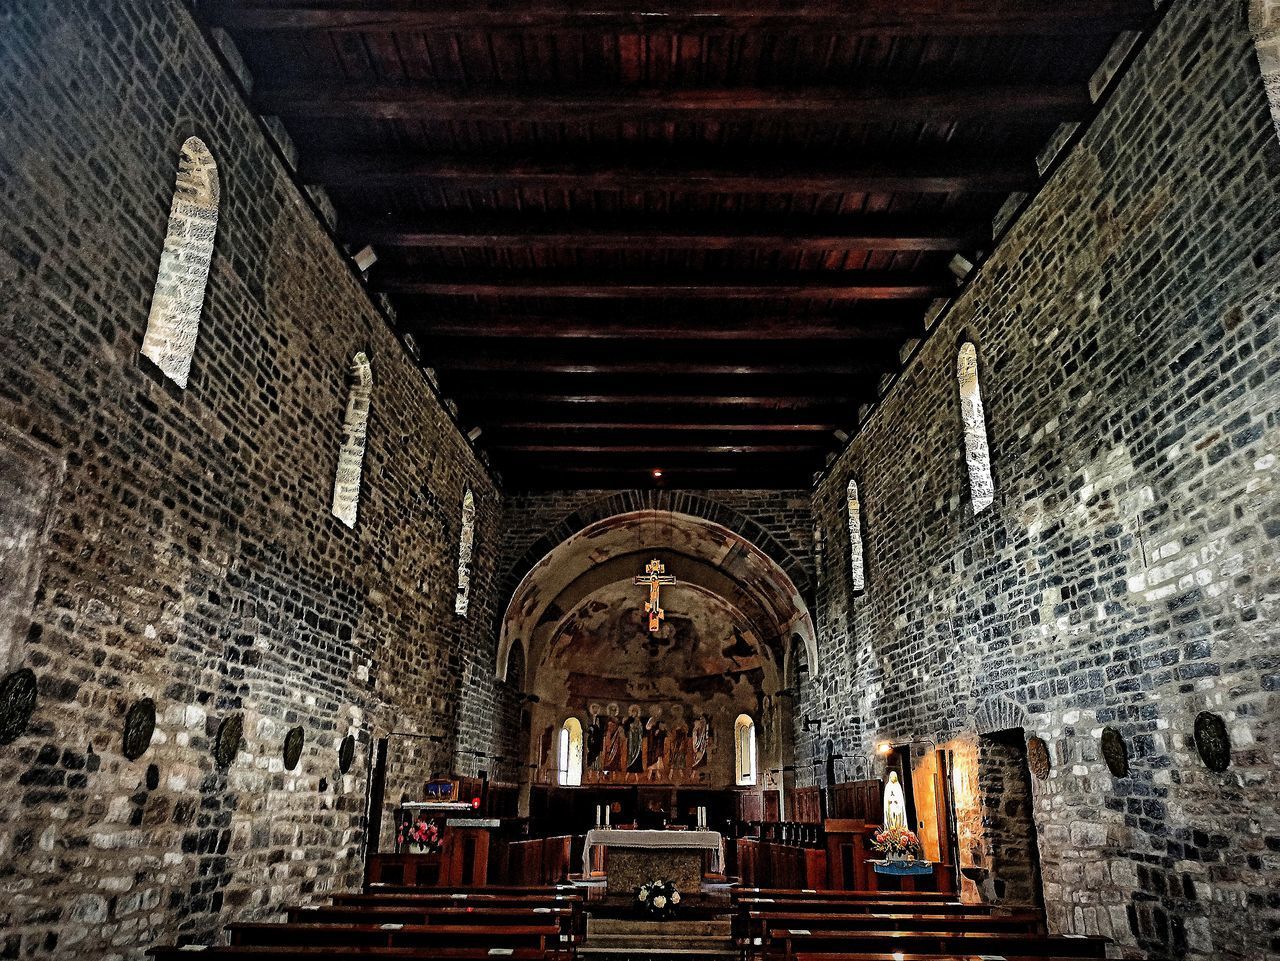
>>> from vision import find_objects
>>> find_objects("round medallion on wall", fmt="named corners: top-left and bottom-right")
top-left (0, 668), bottom-right (38, 745)
top-left (1026, 735), bottom-right (1051, 780)
top-left (1100, 726), bottom-right (1129, 778)
top-left (214, 714), bottom-right (243, 769)
top-left (338, 734), bottom-right (355, 774)
top-left (283, 726), bottom-right (305, 771)
top-left (1193, 711), bottom-right (1230, 772)
top-left (123, 698), bottom-right (157, 761)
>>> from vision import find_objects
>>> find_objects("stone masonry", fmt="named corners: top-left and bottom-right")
top-left (0, 1), bottom-right (502, 957)
top-left (809, 3), bottom-right (1280, 958)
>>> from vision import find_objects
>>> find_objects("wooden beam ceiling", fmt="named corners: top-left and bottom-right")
top-left (201, 0), bottom-right (1152, 488)
top-left (206, 0), bottom-right (1151, 36)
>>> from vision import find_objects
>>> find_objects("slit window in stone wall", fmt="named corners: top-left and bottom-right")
top-left (559, 716), bottom-right (583, 786)
top-left (735, 714), bottom-right (757, 786)
top-left (957, 342), bottom-right (995, 513)
top-left (455, 488), bottom-right (476, 616)
top-left (140, 137), bottom-right (219, 388)
top-left (330, 353), bottom-right (373, 528)
top-left (846, 480), bottom-right (865, 592)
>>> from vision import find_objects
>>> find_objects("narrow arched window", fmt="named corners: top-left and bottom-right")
top-left (734, 714), bottom-right (757, 786)
top-left (141, 137), bottom-right (219, 388)
top-left (559, 717), bottom-right (583, 786)
top-left (455, 488), bottom-right (476, 616)
top-left (331, 352), bottom-right (372, 528)
top-left (957, 342), bottom-right (994, 513)
top-left (846, 480), bottom-right (865, 592)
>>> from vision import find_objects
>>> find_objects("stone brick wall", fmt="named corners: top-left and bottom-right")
top-left (0, 1), bottom-right (500, 956)
top-left (809, 4), bottom-right (1280, 959)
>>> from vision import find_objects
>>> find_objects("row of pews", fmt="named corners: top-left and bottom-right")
top-left (732, 887), bottom-right (1110, 960)
top-left (149, 886), bottom-right (584, 960)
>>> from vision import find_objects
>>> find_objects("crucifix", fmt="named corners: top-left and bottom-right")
top-left (633, 558), bottom-right (676, 632)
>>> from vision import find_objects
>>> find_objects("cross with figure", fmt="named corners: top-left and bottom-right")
top-left (633, 558), bottom-right (676, 632)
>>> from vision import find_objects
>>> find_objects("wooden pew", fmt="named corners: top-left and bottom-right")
top-left (736, 897), bottom-right (1007, 915)
top-left (151, 949), bottom-right (548, 960)
top-left (225, 921), bottom-right (566, 956)
top-left (286, 904), bottom-right (578, 943)
top-left (328, 891), bottom-right (585, 940)
top-left (772, 928), bottom-right (1108, 959)
top-left (734, 887), bottom-right (959, 903)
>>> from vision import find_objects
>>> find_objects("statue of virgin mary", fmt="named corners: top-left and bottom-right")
top-left (883, 771), bottom-right (908, 831)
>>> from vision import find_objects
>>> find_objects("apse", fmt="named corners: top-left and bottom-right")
top-left (497, 510), bottom-right (816, 791)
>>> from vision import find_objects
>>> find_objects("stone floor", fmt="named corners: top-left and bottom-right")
top-left (580, 917), bottom-right (735, 961)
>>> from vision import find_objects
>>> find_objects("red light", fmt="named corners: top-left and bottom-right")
top-left (471, 796), bottom-right (481, 810)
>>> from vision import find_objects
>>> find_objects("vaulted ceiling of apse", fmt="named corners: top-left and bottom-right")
top-left (200, 1), bottom-right (1157, 488)
top-left (496, 510), bottom-right (816, 695)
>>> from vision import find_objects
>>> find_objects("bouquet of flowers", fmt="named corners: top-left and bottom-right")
top-left (870, 825), bottom-right (922, 862)
top-left (636, 878), bottom-right (682, 920)
top-left (398, 817), bottom-right (441, 854)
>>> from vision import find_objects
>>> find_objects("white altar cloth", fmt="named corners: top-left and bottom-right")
top-left (582, 828), bottom-right (725, 877)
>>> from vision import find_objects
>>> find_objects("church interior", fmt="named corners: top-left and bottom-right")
top-left (1, 1), bottom-right (1278, 959)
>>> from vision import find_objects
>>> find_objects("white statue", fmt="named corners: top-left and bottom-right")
top-left (883, 771), bottom-right (907, 831)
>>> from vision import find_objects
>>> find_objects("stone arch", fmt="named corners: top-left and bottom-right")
top-left (498, 491), bottom-right (812, 607)
top-left (140, 136), bottom-right (219, 387)
top-left (496, 507), bottom-right (818, 682)
top-left (973, 695), bottom-right (1029, 737)
top-left (1251, 0), bottom-right (1280, 142)
top-left (957, 341), bottom-right (995, 514)
top-left (330, 352), bottom-right (372, 528)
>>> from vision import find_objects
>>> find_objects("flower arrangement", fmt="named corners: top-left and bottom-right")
top-left (398, 817), bottom-right (441, 854)
top-left (870, 825), bottom-right (923, 863)
top-left (636, 878), bottom-right (681, 920)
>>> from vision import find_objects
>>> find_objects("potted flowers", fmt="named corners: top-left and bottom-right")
top-left (398, 817), bottom-right (441, 854)
top-left (870, 825), bottom-right (932, 875)
top-left (636, 879), bottom-right (681, 920)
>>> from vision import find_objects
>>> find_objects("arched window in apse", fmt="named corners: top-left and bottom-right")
top-left (331, 352), bottom-right (372, 528)
top-left (957, 342), bottom-right (994, 513)
top-left (735, 714), bottom-right (757, 786)
top-left (140, 137), bottom-right (219, 387)
top-left (559, 717), bottom-right (583, 786)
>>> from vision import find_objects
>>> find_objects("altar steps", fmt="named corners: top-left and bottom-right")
top-left (580, 918), bottom-right (735, 961)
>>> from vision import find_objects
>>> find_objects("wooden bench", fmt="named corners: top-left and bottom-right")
top-left (771, 928), bottom-right (1108, 959)
top-left (287, 904), bottom-right (579, 943)
top-left (328, 892), bottom-right (585, 940)
top-left (150, 948), bottom-right (549, 961)
top-left (227, 921), bottom-right (563, 950)
top-left (737, 896), bottom-right (1007, 915)
top-left (734, 887), bottom-right (960, 903)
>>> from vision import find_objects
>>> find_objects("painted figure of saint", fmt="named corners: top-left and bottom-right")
top-left (600, 702), bottom-right (626, 773)
top-left (586, 702), bottom-right (605, 771)
top-left (883, 771), bottom-right (908, 831)
top-left (643, 705), bottom-right (667, 775)
top-left (625, 704), bottom-right (644, 773)
top-left (691, 711), bottom-right (710, 769)
top-left (665, 705), bottom-right (690, 775)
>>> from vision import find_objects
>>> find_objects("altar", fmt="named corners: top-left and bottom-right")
top-left (583, 828), bottom-right (725, 895)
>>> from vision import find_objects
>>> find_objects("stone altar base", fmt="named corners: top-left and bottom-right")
top-left (582, 917), bottom-right (734, 960)
top-left (606, 849), bottom-right (703, 896)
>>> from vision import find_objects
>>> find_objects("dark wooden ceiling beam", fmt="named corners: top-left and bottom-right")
top-left (450, 390), bottom-right (865, 406)
top-left (378, 271), bottom-right (953, 300)
top-left (206, 0), bottom-right (1152, 36)
top-left (492, 421), bottom-right (842, 432)
top-left (303, 153), bottom-right (1038, 194)
top-left (494, 442), bottom-right (824, 454)
top-left (257, 83), bottom-right (1091, 123)
top-left (407, 314), bottom-right (922, 341)
top-left (345, 213), bottom-right (988, 252)
top-left (432, 356), bottom-right (887, 377)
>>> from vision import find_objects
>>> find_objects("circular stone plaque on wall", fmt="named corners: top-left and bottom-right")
top-left (283, 726), bottom-right (304, 771)
top-left (0, 668), bottom-right (38, 745)
top-left (1100, 726), bottom-right (1129, 778)
top-left (1026, 735), bottom-right (1051, 780)
top-left (123, 698), bottom-right (157, 761)
top-left (1193, 711), bottom-right (1231, 772)
top-left (338, 734), bottom-right (355, 774)
top-left (214, 715), bottom-right (244, 769)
